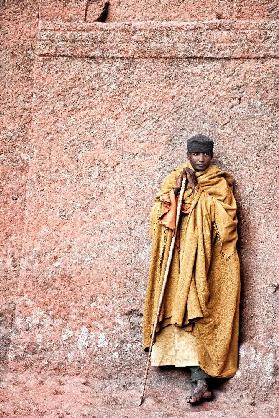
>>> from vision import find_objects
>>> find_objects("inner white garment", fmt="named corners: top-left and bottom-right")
top-left (151, 324), bottom-right (199, 367)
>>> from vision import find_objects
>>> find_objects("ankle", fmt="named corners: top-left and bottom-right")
top-left (196, 379), bottom-right (208, 389)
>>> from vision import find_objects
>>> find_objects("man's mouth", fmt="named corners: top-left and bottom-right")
top-left (195, 164), bottom-right (206, 170)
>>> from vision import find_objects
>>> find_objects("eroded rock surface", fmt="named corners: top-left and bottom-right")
top-left (1, 1), bottom-right (278, 416)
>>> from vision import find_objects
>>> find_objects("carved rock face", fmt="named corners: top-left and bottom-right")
top-left (1, 0), bottom-right (278, 416)
top-left (25, 1), bottom-right (279, 22)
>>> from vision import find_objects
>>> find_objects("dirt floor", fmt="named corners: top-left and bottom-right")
top-left (0, 371), bottom-right (277, 418)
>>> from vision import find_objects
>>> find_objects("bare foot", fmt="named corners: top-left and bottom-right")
top-left (188, 379), bottom-right (213, 405)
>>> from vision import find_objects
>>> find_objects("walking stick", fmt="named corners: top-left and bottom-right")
top-left (139, 176), bottom-right (187, 406)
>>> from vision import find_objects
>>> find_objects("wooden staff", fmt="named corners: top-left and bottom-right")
top-left (139, 176), bottom-right (187, 406)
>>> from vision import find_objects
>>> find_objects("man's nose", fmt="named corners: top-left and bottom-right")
top-left (198, 154), bottom-right (206, 162)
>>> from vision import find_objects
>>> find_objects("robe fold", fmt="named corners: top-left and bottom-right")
top-left (143, 162), bottom-right (240, 378)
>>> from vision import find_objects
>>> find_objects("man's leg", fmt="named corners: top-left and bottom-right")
top-left (189, 366), bottom-right (209, 382)
top-left (188, 367), bottom-right (212, 405)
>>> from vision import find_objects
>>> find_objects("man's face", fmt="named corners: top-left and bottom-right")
top-left (187, 152), bottom-right (213, 171)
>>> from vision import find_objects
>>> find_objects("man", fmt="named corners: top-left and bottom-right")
top-left (143, 134), bottom-right (240, 405)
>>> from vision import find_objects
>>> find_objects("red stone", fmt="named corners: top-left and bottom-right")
top-left (1, 0), bottom-right (278, 416)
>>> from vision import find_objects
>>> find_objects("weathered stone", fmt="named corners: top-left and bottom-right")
top-left (39, 1), bottom-right (279, 22)
top-left (1, 0), bottom-right (278, 416)
top-left (36, 20), bottom-right (279, 59)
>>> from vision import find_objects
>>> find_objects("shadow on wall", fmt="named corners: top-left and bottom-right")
top-left (212, 156), bottom-right (246, 347)
top-left (234, 182), bottom-right (251, 348)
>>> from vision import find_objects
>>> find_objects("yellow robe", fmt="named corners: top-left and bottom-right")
top-left (143, 162), bottom-right (240, 378)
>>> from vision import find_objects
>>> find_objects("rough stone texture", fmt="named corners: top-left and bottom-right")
top-left (0, 0), bottom-right (39, 374)
top-left (110, 0), bottom-right (279, 22)
top-left (24, 0), bottom-right (279, 22)
top-left (38, 1), bottom-right (279, 22)
top-left (1, 0), bottom-right (278, 417)
top-left (37, 20), bottom-right (278, 59)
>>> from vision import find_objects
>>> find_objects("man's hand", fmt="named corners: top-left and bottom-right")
top-left (184, 168), bottom-right (197, 192)
top-left (174, 168), bottom-right (197, 195)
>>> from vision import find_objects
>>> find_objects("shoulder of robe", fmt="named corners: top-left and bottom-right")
top-left (208, 165), bottom-right (235, 187)
top-left (221, 171), bottom-right (235, 188)
top-left (199, 165), bottom-right (236, 205)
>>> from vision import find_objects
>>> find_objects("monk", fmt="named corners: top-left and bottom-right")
top-left (143, 134), bottom-right (240, 405)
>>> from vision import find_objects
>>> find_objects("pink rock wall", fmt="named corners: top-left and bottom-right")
top-left (39, 0), bottom-right (279, 22)
top-left (0, 0), bottom-right (39, 369)
top-left (1, 1), bottom-right (278, 416)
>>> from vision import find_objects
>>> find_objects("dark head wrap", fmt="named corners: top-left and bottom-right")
top-left (187, 134), bottom-right (214, 155)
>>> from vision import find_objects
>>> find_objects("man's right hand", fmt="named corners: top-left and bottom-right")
top-left (174, 168), bottom-right (198, 195)
top-left (173, 169), bottom-right (187, 195)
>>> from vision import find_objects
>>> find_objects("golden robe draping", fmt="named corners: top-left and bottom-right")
top-left (143, 162), bottom-right (241, 378)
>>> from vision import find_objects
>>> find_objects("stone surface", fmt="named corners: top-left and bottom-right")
top-left (1, 0), bottom-right (278, 417)
top-left (0, 371), bottom-right (278, 417)
top-left (37, 20), bottom-right (279, 59)
top-left (38, 1), bottom-right (279, 22)
top-left (0, 0), bottom-right (39, 374)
